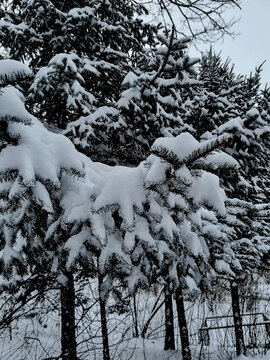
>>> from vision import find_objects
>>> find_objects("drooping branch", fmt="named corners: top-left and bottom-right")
top-left (151, 134), bottom-right (234, 170)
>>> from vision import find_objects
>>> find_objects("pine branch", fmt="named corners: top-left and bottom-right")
top-left (93, 203), bottom-right (120, 215)
top-left (149, 25), bottom-right (175, 86)
top-left (140, 25), bottom-right (175, 95)
top-left (0, 70), bottom-right (33, 88)
top-left (0, 169), bottom-right (18, 183)
top-left (151, 145), bottom-right (182, 168)
top-left (190, 159), bottom-right (238, 172)
top-left (60, 167), bottom-right (84, 179)
top-left (185, 135), bottom-right (234, 166)
top-left (0, 115), bottom-right (32, 125)
top-left (152, 135), bottom-right (234, 170)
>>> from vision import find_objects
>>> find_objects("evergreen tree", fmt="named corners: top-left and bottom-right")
top-left (0, 0), bottom-right (157, 130)
top-left (200, 87), bottom-right (270, 355)
top-left (0, 3), bottom-right (201, 166)
top-left (1, 3), bottom-right (269, 359)
top-left (65, 29), bottom-right (200, 165)
top-left (0, 59), bottom-right (97, 360)
top-left (257, 85), bottom-right (270, 206)
top-left (86, 132), bottom-right (238, 358)
top-left (181, 50), bottom-right (248, 139)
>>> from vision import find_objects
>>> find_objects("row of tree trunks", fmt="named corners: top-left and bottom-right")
top-left (60, 272), bottom-right (111, 360)
top-left (164, 278), bottom-right (246, 359)
top-left (59, 273), bottom-right (245, 360)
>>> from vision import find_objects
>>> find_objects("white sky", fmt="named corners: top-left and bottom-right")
top-left (191, 0), bottom-right (270, 87)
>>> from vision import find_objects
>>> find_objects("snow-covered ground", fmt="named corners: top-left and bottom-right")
top-left (1, 281), bottom-right (270, 360)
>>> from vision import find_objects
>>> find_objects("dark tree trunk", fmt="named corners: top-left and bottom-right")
top-left (175, 282), bottom-right (191, 360)
top-left (164, 286), bottom-right (175, 350)
top-left (230, 279), bottom-right (246, 356)
top-left (99, 276), bottom-right (110, 360)
top-left (61, 271), bottom-right (77, 360)
top-left (133, 293), bottom-right (139, 338)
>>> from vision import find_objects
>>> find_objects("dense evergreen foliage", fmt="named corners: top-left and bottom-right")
top-left (0, 1), bottom-right (269, 359)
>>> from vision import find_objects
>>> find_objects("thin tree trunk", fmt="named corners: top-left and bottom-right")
top-left (230, 279), bottom-right (246, 356)
top-left (61, 271), bottom-right (77, 360)
top-left (99, 275), bottom-right (110, 360)
top-left (164, 286), bottom-right (175, 350)
top-left (141, 300), bottom-right (165, 338)
top-left (175, 282), bottom-right (191, 360)
top-left (133, 293), bottom-right (139, 338)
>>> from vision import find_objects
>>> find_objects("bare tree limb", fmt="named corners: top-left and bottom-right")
top-left (144, 0), bottom-right (242, 43)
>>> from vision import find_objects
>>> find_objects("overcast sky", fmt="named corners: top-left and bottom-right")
top-left (191, 0), bottom-right (270, 87)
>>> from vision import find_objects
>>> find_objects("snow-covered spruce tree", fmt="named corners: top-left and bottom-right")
top-left (199, 199), bottom-right (254, 355)
top-left (190, 55), bottom-right (269, 267)
top-left (0, 3), bottom-right (157, 354)
top-left (180, 50), bottom-right (267, 160)
top-left (0, 0), bottom-right (157, 131)
top-left (202, 106), bottom-right (269, 226)
top-left (185, 51), bottom-right (269, 263)
top-left (66, 28), bottom-right (200, 165)
top-left (233, 64), bottom-right (264, 115)
top-left (165, 134), bottom-right (268, 356)
top-left (257, 85), bottom-right (270, 207)
top-left (200, 102), bottom-right (270, 355)
top-left (0, 59), bottom-right (100, 360)
top-left (150, 127), bottom-right (266, 357)
top-left (180, 50), bottom-right (252, 139)
top-left (146, 133), bottom-right (240, 359)
top-left (85, 132), bottom-right (238, 359)
top-left (256, 86), bottom-right (270, 242)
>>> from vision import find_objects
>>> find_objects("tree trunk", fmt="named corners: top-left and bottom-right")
top-left (141, 300), bottom-right (165, 338)
top-left (164, 286), bottom-right (175, 350)
top-left (133, 293), bottom-right (139, 338)
top-left (230, 279), bottom-right (246, 356)
top-left (99, 276), bottom-right (110, 360)
top-left (61, 271), bottom-right (77, 360)
top-left (175, 283), bottom-right (191, 360)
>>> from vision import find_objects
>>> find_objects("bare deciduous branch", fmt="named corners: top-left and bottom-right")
top-left (141, 0), bottom-right (242, 43)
